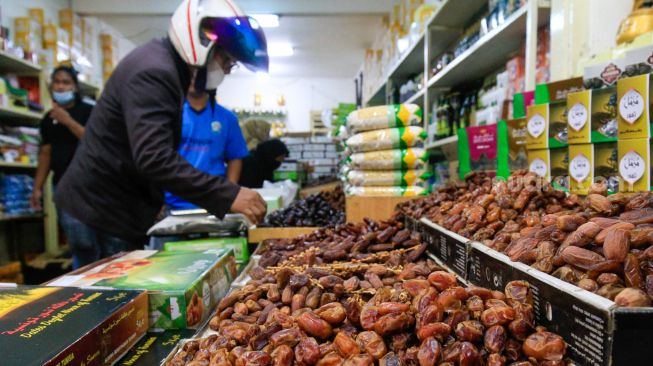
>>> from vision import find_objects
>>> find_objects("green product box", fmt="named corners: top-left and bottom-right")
top-left (567, 88), bottom-right (618, 144)
top-left (164, 237), bottom-right (249, 263)
top-left (274, 170), bottom-right (306, 182)
top-left (535, 77), bottom-right (584, 104)
top-left (526, 101), bottom-right (568, 150)
top-left (506, 118), bottom-right (528, 171)
top-left (528, 147), bottom-right (569, 191)
top-left (48, 249), bottom-right (238, 330)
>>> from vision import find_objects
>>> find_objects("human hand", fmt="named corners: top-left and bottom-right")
top-left (49, 105), bottom-right (73, 125)
top-left (30, 189), bottom-right (43, 211)
top-left (230, 187), bottom-right (266, 224)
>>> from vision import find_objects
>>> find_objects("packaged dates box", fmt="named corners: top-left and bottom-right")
top-left (164, 237), bottom-right (249, 263)
top-left (567, 87), bottom-right (619, 144)
top-left (0, 285), bottom-right (148, 366)
top-left (117, 329), bottom-right (195, 366)
top-left (49, 249), bottom-right (238, 330)
top-left (466, 242), bottom-right (653, 366)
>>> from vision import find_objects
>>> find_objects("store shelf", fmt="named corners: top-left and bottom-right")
top-left (387, 36), bottom-right (425, 81)
top-left (426, 135), bottom-right (458, 150)
top-left (0, 213), bottom-right (44, 222)
top-left (427, 0), bottom-right (488, 57)
top-left (404, 88), bottom-right (425, 104)
top-left (0, 106), bottom-right (43, 123)
top-left (0, 50), bottom-right (42, 74)
top-left (0, 161), bottom-right (37, 169)
top-left (364, 82), bottom-right (386, 106)
top-left (426, 5), bottom-right (550, 95)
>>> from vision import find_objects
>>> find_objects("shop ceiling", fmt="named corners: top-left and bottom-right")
top-left (73, 0), bottom-right (393, 78)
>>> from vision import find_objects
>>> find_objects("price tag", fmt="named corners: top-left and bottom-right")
top-left (619, 150), bottom-right (646, 185)
top-left (619, 89), bottom-right (645, 124)
top-left (529, 158), bottom-right (547, 177)
top-left (568, 102), bottom-right (588, 132)
top-left (527, 114), bottom-right (546, 138)
top-left (570, 153), bottom-right (591, 182)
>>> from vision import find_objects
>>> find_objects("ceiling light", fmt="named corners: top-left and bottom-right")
top-left (256, 71), bottom-right (270, 82)
top-left (268, 42), bottom-right (294, 57)
top-left (251, 14), bottom-right (279, 28)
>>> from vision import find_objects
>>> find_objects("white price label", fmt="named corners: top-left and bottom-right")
top-left (570, 154), bottom-right (591, 182)
top-left (529, 158), bottom-right (548, 177)
top-left (619, 89), bottom-right (645, 124)
top-left (619, 150), bottom-right (646, 185)
top-left (527, 114), bottom-right (546, 138)
top-left (568, 102), bottom-right (588, 132)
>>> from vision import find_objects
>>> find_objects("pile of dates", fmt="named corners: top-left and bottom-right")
top-left (257, 218), bottom-right (426, 269)
top-left (321, 185), bottom-right (346, 212)
top-left (263, 190), bottom-right (345, 228)
top-left (167, 263), bottom-right (567, 366)
top-left (396, 171), bottom-right (653, 307)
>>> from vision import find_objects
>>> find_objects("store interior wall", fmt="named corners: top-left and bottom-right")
top-left (218, 76), bottom-right (354, 132)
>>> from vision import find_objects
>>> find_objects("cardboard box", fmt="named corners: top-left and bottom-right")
top-left (48, 250), bottom-right (238, 330)
top-left (526, 101), bottom-right (568, 149)
top-left (584, 58), bottom-right (626, 89)
top-left (457, 122), bottom-right (510, 179)
top-left (528, 147), bottom-right (569, 191)
top-left (309, 158), bottom-right (336, 166)
top-left (567, 87), bottom-right (618, 144)
top-left (0, 286), bottom-right (148, 366)
top-left (287, 144), bottom-right (303, 152)
top-left (617, 74), bottom-right (652, 140)
top-left (14, 17), bottom-right (42, 53)
top-left (117, 330), bottom-right (195, 366)
top-left (28, 8), bottom-right (44, 26)
top-left (623, 44), bottom-right (653, 77)
top-left (534, 77), bottom-right (584, 104)
top-left (164, 237), bottom-right (249, 263)
top-left (568, 143), bottom-right (619, 195)
top-left (617, 138), bottom-right (652, 192)
top-left (506, 118), bottom-right (528, 171)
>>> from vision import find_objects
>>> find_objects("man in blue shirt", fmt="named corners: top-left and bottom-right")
top-left (165, 85), bottom-right (249, 210)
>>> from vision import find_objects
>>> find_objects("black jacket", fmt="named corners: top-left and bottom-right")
top-left (55, 38), bottom-right (241, 242)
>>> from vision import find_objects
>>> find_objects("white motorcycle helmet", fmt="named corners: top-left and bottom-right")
top-left (169, 0), bottom-right (268, 87)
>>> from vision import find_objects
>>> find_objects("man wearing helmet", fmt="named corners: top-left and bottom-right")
top-left (55, 0), bottom-right (268, 264)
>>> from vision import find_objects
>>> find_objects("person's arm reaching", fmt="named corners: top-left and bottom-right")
top-left (122, 69), bottom-right (266, 223)
top-left (30, 144), bottom-right (52, 210)
top-left (226, 159), bottom-right (242, 183)
top-left (49, 105), bottom-right (85, 139)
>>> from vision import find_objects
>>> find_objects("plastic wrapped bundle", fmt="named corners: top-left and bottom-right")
top-left (347, 104), bottom-right (422, 133)
top-left (348, 148), bottom-right (429, 170)
top-left (345, 126), bottom-right (426, 153)
top-left (346, 168), bottom-right (431, 187)
top-left (345, 185), bottom-right (428, 196)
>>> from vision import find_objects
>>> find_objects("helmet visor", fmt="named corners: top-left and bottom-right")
top-left (200, 16), bottom-right (269, 72)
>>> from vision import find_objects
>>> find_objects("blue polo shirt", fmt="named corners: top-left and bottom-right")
top-left (165, 101), bottom-right (249, 210)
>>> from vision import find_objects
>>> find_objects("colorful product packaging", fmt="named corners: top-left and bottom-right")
top-left (345, 126), bottom-right (427, 153)
top-left (457, 122), bottom-right (510, 179)
top-left (345, 185), bottom-right (428, 197)
top-left (0, 286), bottom-right (148, 366)
top-left (345, 169), bottom-right (432, 187)
top-left (48, 249), bottom-right (238, 330)
top-left (348, 148), bottom-right (429, 171)
top-left (617, 138), bottom-right (652, 192)
top-left (164, 237), bottom-right (249, 263)
top-left (528, 148), bottom-right (569, 191)
top-left (117, 329), bottom-right (195, 366)
top-left (568, 143), bottom-right (619, 195)
top-left (534, 77), bottom-right (584, 104)
top-left (526, 102), bottom-right (568, 149)
top-left (617, 73), bottom-right (652, 140)
top-left (567, 87), bottom-right (618, 144)
top-left (346, 104), bottom-right (423, 133)
top-left (506, 118), bottom-right (528, 171)
top-left (583, 58), bottom-right (626, 89)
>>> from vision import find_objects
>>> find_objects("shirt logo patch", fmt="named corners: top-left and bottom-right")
top-left (211, 121), bottom-right (222, 132)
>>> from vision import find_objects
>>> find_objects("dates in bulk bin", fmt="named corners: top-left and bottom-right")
top-left (395, 171), bottom-right (653, 307)
top-left (167, 251), bottom-right (568, 366)
top-left (262, 186), bottom-right (346, 228)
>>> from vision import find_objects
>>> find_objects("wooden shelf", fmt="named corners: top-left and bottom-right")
top-left (0, 106), bottom-right (43, 124)
top-left (0, 50), bottom-right (42, 74)
top-left (0, 161), bottom-right (37, 169)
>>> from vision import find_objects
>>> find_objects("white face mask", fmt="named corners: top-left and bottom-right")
top-left (205, 57), bottom-right (225, 90)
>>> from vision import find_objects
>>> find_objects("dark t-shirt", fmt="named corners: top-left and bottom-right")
top-left (40, 100), bottom-right (93, 184)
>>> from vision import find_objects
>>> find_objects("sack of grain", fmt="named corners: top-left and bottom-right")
top-left (346, 169), bottom-right (432, 187)
top-left (345, 185), bottom-right (428, 197)
top-left (347, 104), bottom-right (422, 133)
top-left (345, 126), bottom-right (426, 153)
top-left (348, 148), bottom-right (429, 170)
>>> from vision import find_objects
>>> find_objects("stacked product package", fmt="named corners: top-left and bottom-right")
top-left (343, 103), bottom-right (430, 196)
